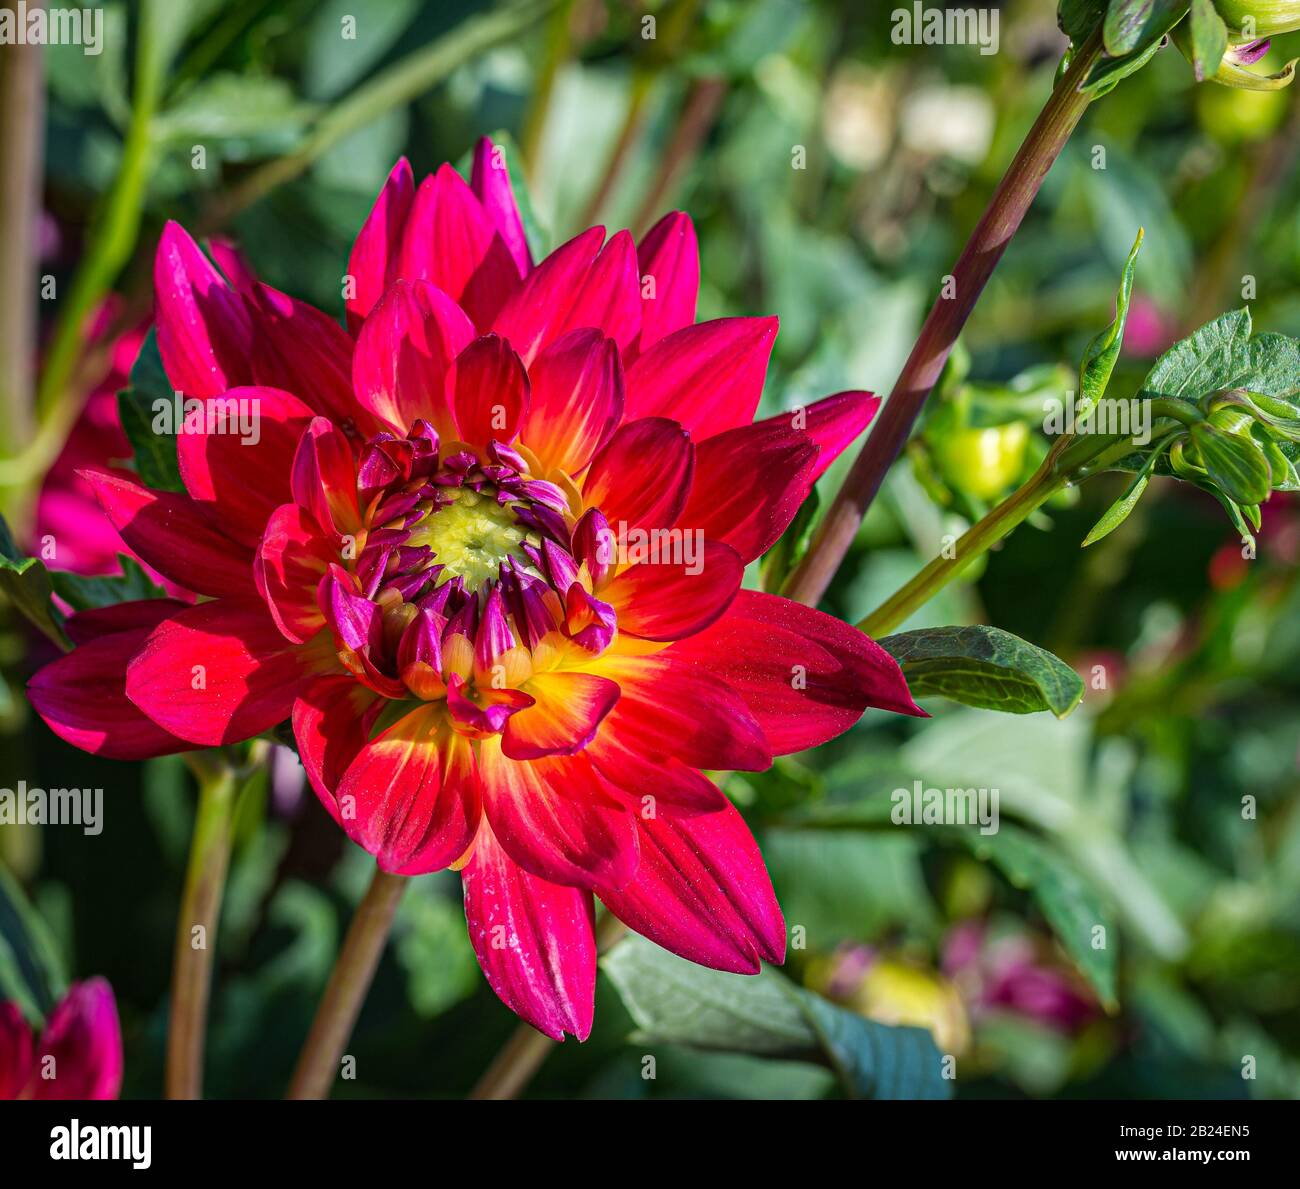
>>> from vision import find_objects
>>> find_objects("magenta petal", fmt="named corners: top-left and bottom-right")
top-left (292, 675), bottom-right (381, 819)
top-left (462, 820), bottom-right (597, 1040)
top-left (154, 221), bottom-right (253, 399)
top-left (598, 799), bottom-right (786, 975)
top-left (471, 136), bottom-right (532, 277)
top-left (346, 157), bottom-right (415, 334)
top-left (633, 211), bottom-right (699, 356)
top-left (30, 979), bottom-right (123, 1101)
top-left (665, 589), bottom-right (926, 754)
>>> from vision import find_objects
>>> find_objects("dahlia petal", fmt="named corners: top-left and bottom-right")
top-left (622, 316), bottom-right (778, 439)
top-left (677, 422), bottom-right (818, 563)
top-left (31, 978), bottom-right (123, 1100)
top-left (256, 503), bottom-right (335, 643)
top-left (336, 704), bottom-right (480, 875)
top-left (28, 621), bottom-right (193, 760)
top-left (599, 539), bottom-right (742, 641)
top-left (81, 468), bottom-right (252, 599)
top-left (125, 600), bottom-right (320, 746)
top-left (63, 598), bottom-right (189, 646)
top-left (490, 227), bottom-right (604, 364)
top-left (154, 222), bottom-right (253, 399)
top-left (633, 211), bottom-right (698, 356)
top-left (397, 164), bottom-right (518, 328)
top-left (558, 229), bottom-right (641, 354)
top-left (292, 675), bottom-right (382, 818)
top-left (665, 589), bottom-right (925, 753)
top-left (519, 329), bottom-right (623, 476)
top-left (176, 385), bottom-right (316, 548)
top-left (470, 136), bottom-right (532, 277)
top-left (589, 653), bottom-right (771, 771)
top-left (290, 417), bottom-right (362, 536)
top-left (479, 739), bottom-right (639, 890)
top-left (450, 334), bottom-right (529, 448)
top-left (462, 820), bottom-right (596, 1041)
top-left (351, 279), bottom-right (474, 435)
top-left (760, 390), bottom-right (881, 482)
top-left (208, 236), bottom-right (258, 292)
top-left (248, 283), bottom-right (367, 430)
top-left (582, 417), bottom-right (694, 531)
top-left (346, 157), bottom-right (415, 334)
top-left (585, 738), bottom-right (728, 814)
top-left (501, 670), bottom-right (620, 760)
top-left (598, 799), bottom-right (786, 974)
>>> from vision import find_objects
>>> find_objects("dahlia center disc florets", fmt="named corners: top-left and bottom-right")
top-left (409, 486), bottom-right (531, 590)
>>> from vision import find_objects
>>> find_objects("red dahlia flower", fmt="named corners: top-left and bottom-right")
top-left (29, 140), bottom-right (922, 1039)
top-left (0, 979), bottom-right (123, 1099)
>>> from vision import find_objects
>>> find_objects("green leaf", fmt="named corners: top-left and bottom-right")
top-left (117, 329), bottom-right (185, 493)
top-left (50, 556), bottom-right (167, 612)
top-left (154, 74), bottom-right (319, 155)
top-left (948, 824), bottom-right (1118, 1009)
top-left (0, 863), bottom-right (68, 1023)
top-left (1191, 422), bottom-right (1273, 505)
top-left (1082, 439), bottom-right (1169, 545)
top-left (1104, 0), bottom-right (1188, 56)
top-left (1186, 0), bottom-right (1228, 80)
top-left (879, 625), bottom-right (1085, 718)
top-left (1078, 228), bottom-right (1143, 419)
top-left (1059, 0), bottom-right (1108, 43)
top-left (0, 515), bottom-right (69, 648)
top-left (1141, 307), bottom-right (1253, 402)
top-left (1081, 34), bottom-right (1165, 95)
top-left (602, 935), bottom-right (951, 1099)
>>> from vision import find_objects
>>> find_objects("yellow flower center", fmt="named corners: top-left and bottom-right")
top-left (408, 487), bottom-right (530, 590)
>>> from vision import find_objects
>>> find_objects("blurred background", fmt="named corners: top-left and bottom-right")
top-left (2, 0), bottom-right (1299, 1098)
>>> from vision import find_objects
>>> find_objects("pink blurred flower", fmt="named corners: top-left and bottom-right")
top-left (0, 978), bottom-right (123, 1100)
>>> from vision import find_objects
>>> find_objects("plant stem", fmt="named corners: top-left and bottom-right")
top-left (205, 0), bottom-right (556, 229)
top-left (519, 0), bottom-right (575, 183)
top-left (857, 460), bottom-right (1067, 638)
top-left (575, 69), bottom-right (654, 230)
top-left (0, 1), bottom-right (45, 454)
top-left (468, 913), bottom-right (627, 1100)
top-left (166, 751), bottom-right (237, 1100)
top-left (782, 31), bottom-right (1104, 608)
top-left (287, 866), bottom-right (408, 1100)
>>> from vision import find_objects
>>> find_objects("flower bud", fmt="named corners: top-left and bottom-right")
top-left (1212, 0), bottom-right (1300, 37)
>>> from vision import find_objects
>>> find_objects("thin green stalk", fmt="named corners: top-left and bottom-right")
top-left (518, 0), bottom-right (575, 182)
top-left (782, 30), bottom-right (1105, 608)
top-left (0, 3), bottom-right (45, 453)
top-left (166, 751), bottom-right (238, 1100)
top-left (206, 0), bottom-right (557, 227)
top-left (287, 867), bottom-right (408, 1100)
top-left (23, 1), bottom-right (166, 466)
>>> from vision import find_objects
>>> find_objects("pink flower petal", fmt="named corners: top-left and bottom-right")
top-left (519, 329), bottom-right (623, 476)
top-left (582, 417), bottom-right (694, 531)
top-left (81, 468), bottom-right (253, 599)
top-left (462, 820), bottom-right (596, 1041)
top-left (501, 670), bottom-right (620, 760)
top-left (479, 739), bottom-right (638, 890)
top-left (30, 979), bottom-right (123, 1100)
top-left (125, 600), bottom-right (321, 746)
top-left (599, 538), bottom-right (742, 641)
top-left (665, 589), bottom-right (925, 753)
top-left (346, 158), bottom-right (415, 334)
top-left (623, 316), bottom-right (777, 439)
top-left (176, 385), bottom-right (316, 548)
top-left (154, 221), bottom-right (253, 399)
top-left (449, 334), bottom-right (529, 448)
top-left (633, 211), bottom-right (698, 357)
top-left (336, 703), bottom-right (480, 875)
top-left (351, 280), bottom-right (474, 435)
top-left (598, 799), bottom-right (785, 974)
top-left (291, 675), bottom-right (382, 819)
top-left (255, 503), bottom-right (336, 643)
top-left (470, 136), bottom-right (532, 277)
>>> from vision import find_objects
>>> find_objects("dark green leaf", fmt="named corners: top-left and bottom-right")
top-left (117, 329), bottom-right (185, 493)
top-left (1141, 308), bottom-right (1253, 402)
top-left (948, 824), bottom-right (1118, 1009)
top-left (1104, 0), bottom-right (1188, 56)
top-left (0, 863), bottom-right (67, 1022)
top-left (602, 935), bottom-right (952, 1099)
top-left (1082, 440), bottom-right (1169, 545)
top-left (1081, 35), bottom-right (1165, 95)
top-left (1059, 0), bottom-right (1108, 43)
top-left (761, 486), bottom-right (819, 592)
top-left (0, 515), bottom-right (69, 648)
top-left (1186, 0), bottom-right (1228, 81)
top-left (1078, 228), bottom-right (1142, 418)
top-left (879, 625), bottom-right (1085, 718)
top-left (1191, 422), bottom-right (1273, 505)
